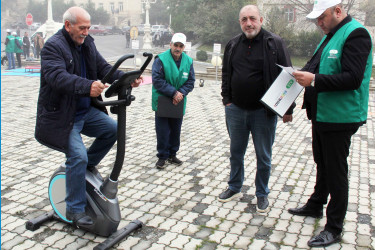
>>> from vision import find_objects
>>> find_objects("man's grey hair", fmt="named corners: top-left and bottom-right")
top-left (63, 6), bottom-right (91, 24)
top-left (239, 5), bottom-right (262, 19)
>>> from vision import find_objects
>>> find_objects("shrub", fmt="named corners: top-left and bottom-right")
top-left (196, 50), bottom-right (208, 62)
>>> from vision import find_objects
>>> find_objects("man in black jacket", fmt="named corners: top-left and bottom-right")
top-left (219, 5), bottom-right (294, 213)
top-left (35, 6), bottom-right (142, 227)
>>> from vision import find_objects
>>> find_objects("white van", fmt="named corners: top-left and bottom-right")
top-left (151, 25), bottom-right (167, 34)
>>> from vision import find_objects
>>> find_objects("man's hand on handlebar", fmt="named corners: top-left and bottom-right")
top-left (131, 76), bottom-right (144, 88)
top-left (90, 81), bottom-right (108, 97)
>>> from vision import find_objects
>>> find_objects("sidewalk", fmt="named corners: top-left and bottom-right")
top-left (1, 70), bottom-right (374, 249)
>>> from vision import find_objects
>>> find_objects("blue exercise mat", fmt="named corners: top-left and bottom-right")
top-left (2, 68), bottom-right (40, 77)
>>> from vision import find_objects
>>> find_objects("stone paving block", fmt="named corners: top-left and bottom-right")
top-left (342, 231), bottom-right (357, 245)
top-left (183, 238), bottom-right (203, 249)
top-left (248, 239), bottom-right (266, 249)
top-left (157, 232), bottom-right (178, 245)
top-left (295, 235), bottom-right (311, 249)
top-left (228, 221), bottom-right (246, 235)
top-left (220, 232), bottom-right (239, 246)
top-left (182, 223), bottom-right (200, 236)
top-left (207, 230), bottom-right (226, 244)
top-left (282, 233), bottom-right (298, 247)
top-left (269, 230), bottom-right (286, 243)
top-left (169, 234), bottom-right (190, 248)
top-left (242, 225), bottom-right (258, 238)
top-left (1, 235), bottom-right (27, 250)
top-left (356, 234), bottom-right (372, 248)
top-left (117, 236), bottom-right (141, 249)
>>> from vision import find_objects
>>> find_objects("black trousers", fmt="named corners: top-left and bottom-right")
top-left (307, 124), bottom-right (358, 235)
top-left (16, 53), bottom-right (22, 67)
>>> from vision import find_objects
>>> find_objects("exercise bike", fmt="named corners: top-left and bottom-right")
top-left (26, 52), bottom-right (153, 250)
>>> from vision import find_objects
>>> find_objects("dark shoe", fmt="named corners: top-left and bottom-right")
top-left (167, 156), bottom-right (183, 166)
top-left (218, 188), bottom-right (242, 202)
top-left (66, 211), bottom-right (94, 227)
top-left (288, 204), bottom-right (323, 218)
top-left (87, 165), bottom-right (104, 181)
top-left (257, 196), bottom-right (269, 213)
top-left (156, 158), bottom-right (166, 169)
top-left (308, 230), bottom-right (341, 247)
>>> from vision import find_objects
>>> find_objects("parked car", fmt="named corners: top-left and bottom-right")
top-left (89, 25), bottom-right (108, 36)
top-left (106, 26), bottom-right (123, 35)
top-left (30, 22), bottom-right (41, 30)
top-left (151, 25), bottom-right (167, 35)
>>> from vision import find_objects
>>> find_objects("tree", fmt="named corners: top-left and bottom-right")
top-left (359, 0), bottom-right (375, 26)
top-left (84, 0), bottom-right (110, 25)
top-left (155, 0), bottom-right (253, 44)
top-left (25, 0), bottom-right (76, 23)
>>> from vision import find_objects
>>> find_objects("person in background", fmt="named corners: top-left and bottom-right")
top-left (14, 32), bottom-right (23, 68)
top-left (23, 32), bottom-right (31, 61)
top-left (35, 6), bottom-right (143, 227)
top-left (34, 32), bottom-right (44, 59)
top-left (219, 5), bottom-right (294, 213)
top-left (151, 33), bottom-right (195, 169)
top-left (289, 0), bottom-right (373, 247)
top-left (4, 29), bottom-right (16, 70)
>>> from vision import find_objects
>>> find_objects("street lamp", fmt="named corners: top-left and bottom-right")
top-left (45, 0), bottom-right (55, 40)
top-left (167, 6), bottom-right (171, 27)
top-left (141, 0), bottom-right (156, 50)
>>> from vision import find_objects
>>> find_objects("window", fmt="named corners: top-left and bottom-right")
top-left (98, 3), bottom-right (104, 9)
top-left (110, 2), bottom-right (115, 13)
top-left (119, 2), bottom-right (123, 12)
top-left (285, 7), bottom-right (296, 23)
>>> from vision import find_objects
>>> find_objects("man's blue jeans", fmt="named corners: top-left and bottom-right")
top-left (6, 52), bottom-right (15, 70)
top-left (155, 115), bottom-right (183, 160)
top-left (65, 107), bottom-right (117, 213)
top-left (225, 104), bottom-right (277, 197)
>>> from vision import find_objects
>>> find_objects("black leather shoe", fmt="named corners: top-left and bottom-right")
top-left (288, 204), bottom-right (323, 218)
top-left (167, 156), bottom-right (183, 166)
top-left (218, 188), bottom-right (242, 202)
top-left (308, 230), bottom-right (341, 247)
top-left (156, 158), bottom-right (166, 169)
top-left (66, 211), bottom-right (94, 227)
top-left (87, 165), bottom-right (104, 181)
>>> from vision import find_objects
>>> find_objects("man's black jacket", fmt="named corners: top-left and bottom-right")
top-left (221, 28), bottom-right (295, 116)
top-left (35, 28), bottom-right (123, 153)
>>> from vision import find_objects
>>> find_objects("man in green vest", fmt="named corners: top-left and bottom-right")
top-left (151, 33), bottom-right (195, 169)
top-left (4, 29), bottom-right (16, 70)
top-left (290, 0), bottom-right (373, 247)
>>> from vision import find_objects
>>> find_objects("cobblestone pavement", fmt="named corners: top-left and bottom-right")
top-left (1, 70), bottom-right (375, 250)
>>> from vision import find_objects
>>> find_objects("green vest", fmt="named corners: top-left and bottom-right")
top-left (14, 36), bottom-right (23, 53)
top-left (5, 35), bottom-right (15, 53)
top-left (152, 50), bottom-right (193, 115)
top-left (315, 19), bottom-right (373, 123)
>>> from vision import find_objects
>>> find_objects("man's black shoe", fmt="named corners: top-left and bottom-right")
top-left (66, 211), bottom-right (94, 227)
top-left (218, 188), bottom-right (242, 202)
top-left (156, 158), bottom-right (166, 169)
top-left (167, 156), bottom-right (183, 166)
top-left (308, 230), bottom-right (341, 247)
top-left (87, 165), bottom-right (104, 181)
top-left (257, 196), bottom-right (270, 213)
top-left (288, 204), bottom-right (323, 218)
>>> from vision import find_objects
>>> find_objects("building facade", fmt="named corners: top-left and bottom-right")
top-left (72, 0), bottom-right (143, 27)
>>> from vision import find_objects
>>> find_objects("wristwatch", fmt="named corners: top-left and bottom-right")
top-left (311, 75), bottom-right (315, 87)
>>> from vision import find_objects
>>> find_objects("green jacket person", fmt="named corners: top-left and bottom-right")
top-left (151, 33), bottom-right (195, 169)
top-left (290, 0), bottom-right (373, 247)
